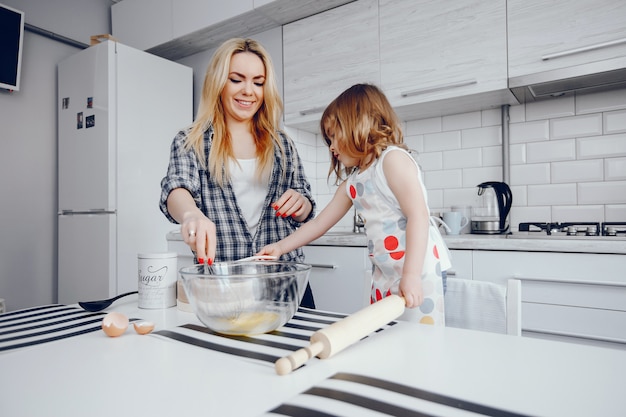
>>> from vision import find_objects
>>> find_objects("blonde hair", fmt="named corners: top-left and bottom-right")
top-left (321, 83), bottom-right (406, 183)
top-left (184, 38), bottom-right (285, 187)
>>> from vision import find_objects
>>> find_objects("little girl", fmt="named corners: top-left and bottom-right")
top-left (258, 84), bottom-right (450, 325)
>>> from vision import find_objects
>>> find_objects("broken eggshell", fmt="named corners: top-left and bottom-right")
top-left (101, 311), bottom-right (129, 337)
top-left (133, 321), bottom-right (155, 335)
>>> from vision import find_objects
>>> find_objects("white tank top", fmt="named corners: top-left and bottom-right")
top-left (229, 158), bottom-right (268, 237)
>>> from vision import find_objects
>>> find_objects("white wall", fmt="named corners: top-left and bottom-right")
top-left (0, 0), bottom-right (111, 311)
top-left (2, 0), bottom-right (112, 46)
top-left (301, 88), bottom-right (626, 232)
top-left (509, 91), bottom-right (626, 227)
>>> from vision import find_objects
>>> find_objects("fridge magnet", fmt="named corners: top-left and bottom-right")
top-left (77, 112), bottom-right (83, 129)
top-left (62, 97), bottom-right (69, 109)
top-left (87, 97), bottom-right (93, 108)
top-left (86, 114), bottom-right (95, 128)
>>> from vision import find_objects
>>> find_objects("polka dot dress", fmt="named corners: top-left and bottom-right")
top-left (347, 147), bottom-right (447, 326)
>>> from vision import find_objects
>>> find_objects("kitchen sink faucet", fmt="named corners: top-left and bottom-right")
top-left (353, 208), bottom-right (365, 233)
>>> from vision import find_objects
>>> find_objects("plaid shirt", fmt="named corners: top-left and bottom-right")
top-left (160, 126), bottom-right (315, 263)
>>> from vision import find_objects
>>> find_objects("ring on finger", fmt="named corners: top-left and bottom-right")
top-left (189, 230), bottom-right (196, 237)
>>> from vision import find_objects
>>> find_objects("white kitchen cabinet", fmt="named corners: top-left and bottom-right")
top-left (472, 250), bottom-right (626, 349)
top-left (112, 0), bottom-right (355, 60)
top-left (282, 0), bottom-right (380, 132)
top-left (171, 0), bottom-right (253, 41)
top-left (283, 0), bottom-right (518, 132)
top-left (378, 0), bottom-right (516, 121)
top-left (111, 0), bottom-right (173, 51)
top-left (447, 249), bottom-right (472, 280)
top-left (508, 0), bottom-right (626, 80)
top-left (302, 245), bottom-right (371, 314)
top-left (112, 0), bottom-right (254, 57)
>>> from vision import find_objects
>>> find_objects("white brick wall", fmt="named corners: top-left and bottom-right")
top-left (288, 88), bottom-right (626, 231)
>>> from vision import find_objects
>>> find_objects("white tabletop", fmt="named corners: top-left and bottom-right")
top-left (1, 295), bottom-right (625, 416)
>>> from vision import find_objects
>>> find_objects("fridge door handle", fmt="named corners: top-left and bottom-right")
top-left (59, 209), bottom-right (116, 215)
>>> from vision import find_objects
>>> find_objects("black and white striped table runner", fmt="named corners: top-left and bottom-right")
top-left (153, 307), bottom-right (397, 368)
top-left (264, 372), bottom-right (532, 417)
top-left (0, 304), bottom-right (138, 352)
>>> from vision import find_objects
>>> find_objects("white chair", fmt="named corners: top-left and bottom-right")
top-left (444, 278), bottom-right (521, 336)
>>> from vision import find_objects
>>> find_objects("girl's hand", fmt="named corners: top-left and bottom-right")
top-left (181, 212), bottom-right (216, 266)
top-left (398, 273), bottom-right (424, 309)
top-left (272, 189), bottom-right (312, 222)
top-left (256, 243), bottom-right (284, 259)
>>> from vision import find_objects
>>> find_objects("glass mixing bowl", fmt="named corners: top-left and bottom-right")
top-left (179, 261), bottom-right (311, 336)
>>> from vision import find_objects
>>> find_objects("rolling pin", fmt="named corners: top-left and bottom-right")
top-left (275, 294), bottom-right (406, 375)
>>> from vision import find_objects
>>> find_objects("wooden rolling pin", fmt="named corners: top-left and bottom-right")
top-left (275, 294), bottom-right (406, 375)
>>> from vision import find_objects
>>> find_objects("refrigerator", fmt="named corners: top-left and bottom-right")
top-left (57, 41), bottom-right (192, 304)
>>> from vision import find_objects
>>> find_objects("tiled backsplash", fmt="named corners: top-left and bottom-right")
top-left (287, 88), bottom-right (626, 231)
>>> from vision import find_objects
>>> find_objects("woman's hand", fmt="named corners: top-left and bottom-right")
top-left (272, 189), bottom-right (312, 222)
top-left (181, 211), bottom-right (217, 265)
top-left (167, 188), bottom-right (217, 265)
top-left (398, 273), bottom-right (424, 309)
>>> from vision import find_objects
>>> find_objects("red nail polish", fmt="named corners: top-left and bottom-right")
top-left (273, 205), bottom-right (279, 210)
top-left (291, 213), bottom-right (296, 218)
top-left (198, 258), bottom-right (205, 264)
top-left (208, 258), bottom-right (213, 266)
top-left (282, 213), bottom-right (288, 218)
top-left (276, 212), bottom-right (281, 217)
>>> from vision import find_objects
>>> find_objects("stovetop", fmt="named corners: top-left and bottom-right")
top-left (514, 222), bottom-right (626, 239)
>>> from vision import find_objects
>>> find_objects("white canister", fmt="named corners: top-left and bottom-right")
top-left (137, 252), bottom-right (177, 309)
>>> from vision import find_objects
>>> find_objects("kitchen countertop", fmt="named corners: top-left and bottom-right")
top-left (167, 228), bottom-right (626, 254)
top-left (309, 231), bottom-right (626, 255)
top-left (444, 233), bottom-right (626, 254)
top-left (2, 295), bottom-right (626, 416)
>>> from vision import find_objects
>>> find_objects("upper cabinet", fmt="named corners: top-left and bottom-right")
top-left (111, 0), bottom-right (355, 60)
top-left (379, 0), bottom-right (515, 121)
top-left (508, 0), bottom-right (626, 78)
top-left (283, 0), bottom-right (517, 132)
top-left (111, 0), bottom-right (174, 52)
top-left (282, 0), bottom-right (380, 132)
top-left (508, 0), bottom-right (626, 98)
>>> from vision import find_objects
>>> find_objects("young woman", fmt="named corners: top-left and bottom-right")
top-left (258, 84), bottom-right (450, 324)
top-left (160, 38), bottom-right (316, 307)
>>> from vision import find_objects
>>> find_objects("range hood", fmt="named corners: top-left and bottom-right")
top-left (509, 57), bottom-right (626, 103)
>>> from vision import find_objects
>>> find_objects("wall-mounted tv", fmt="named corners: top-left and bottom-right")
top-left (0, 3), bottom-right (25, 91)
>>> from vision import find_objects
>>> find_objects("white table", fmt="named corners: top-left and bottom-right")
top-left (1, 294), bottom-right (625, 416)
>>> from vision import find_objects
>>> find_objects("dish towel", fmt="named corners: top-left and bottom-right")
top-left (444, 278), bottom-right (507, 334)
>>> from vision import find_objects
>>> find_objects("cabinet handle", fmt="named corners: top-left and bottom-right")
top-left (515, 275), bottom-right (626, 288)
top-left (446, 270), bottom-right (457, 277)
top-left (523, 328), bottom-right (626, 345)
top-left (541, 37), bottom-right (626, 60)
top-left (299, 106), bottom-right (326, 116)
top-left (310, 263), bottom-right (337, 269)
top-left (401, 79), bottom-right (477, 97)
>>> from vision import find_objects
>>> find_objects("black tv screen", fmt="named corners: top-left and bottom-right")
top-left (0, 3), bottom-right (24, 91)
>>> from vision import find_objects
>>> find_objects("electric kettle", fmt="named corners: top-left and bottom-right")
top-left (471, 181), bottom-right (512, 234)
